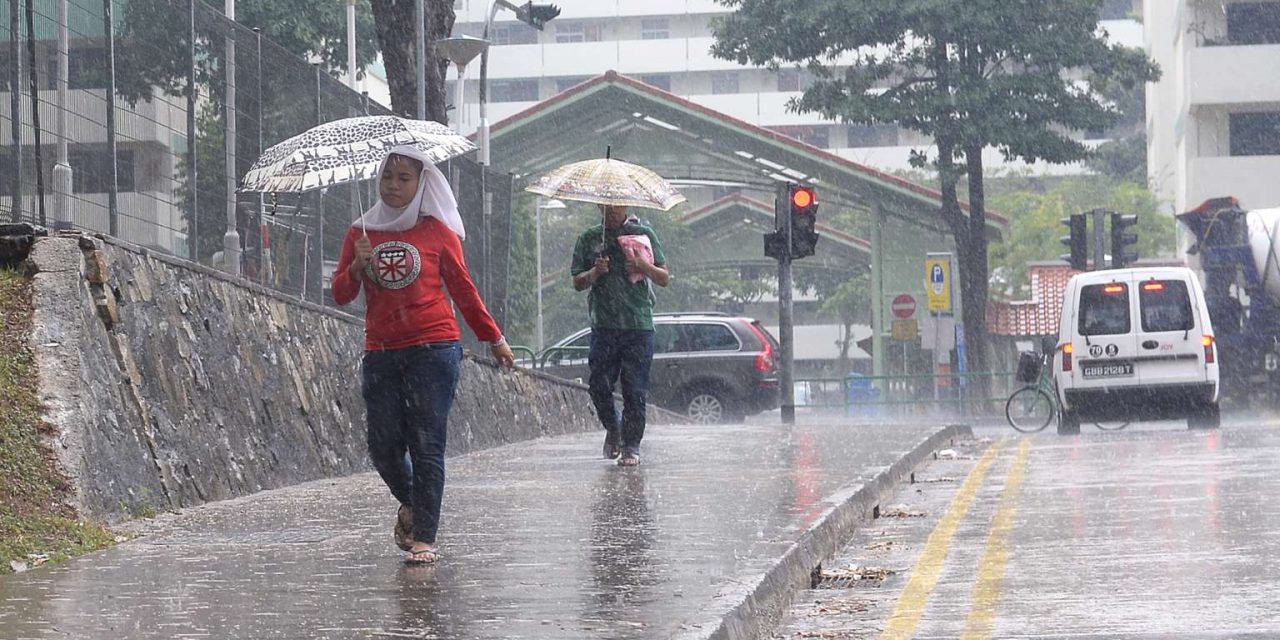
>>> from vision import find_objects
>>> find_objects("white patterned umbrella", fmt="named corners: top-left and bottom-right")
top-left (525, 157), bottom-right (685, 211)
top-left (239, 116), bottom-right (476, 193)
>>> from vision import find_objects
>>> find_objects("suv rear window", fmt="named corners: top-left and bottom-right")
top-left (1079, 283), bottom-right (1131, 336)
top-left (1138, 280), bottom-right (1194, 332)
top-left (685, 323), bottom-right (739, 352)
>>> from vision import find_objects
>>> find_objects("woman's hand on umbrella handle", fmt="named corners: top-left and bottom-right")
top-left (490, 342), bottom-right (516, 369)
top-left (351, 235), bottom-right (374, 273)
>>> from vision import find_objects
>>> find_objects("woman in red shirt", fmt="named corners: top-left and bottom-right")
top-left (333, 146), bottom-right (515, 565)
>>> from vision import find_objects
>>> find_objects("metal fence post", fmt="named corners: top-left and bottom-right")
top-left (8, 0), bottom-right (21, 222)
top-left (23, 0), bottom-right (47, 226)
top-left (104, 0), bottom-right (119, 236)
top-left (187, 0), bottom-right (198, 260)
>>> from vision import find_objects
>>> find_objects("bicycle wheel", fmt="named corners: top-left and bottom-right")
top-left (1006, 386), bottom-right (1055, 433)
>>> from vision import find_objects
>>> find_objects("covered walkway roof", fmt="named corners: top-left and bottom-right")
top-left (485, 71), bottom-right (1006, 239)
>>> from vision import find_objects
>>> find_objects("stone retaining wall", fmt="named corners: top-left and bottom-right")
top-left (26, 235), bottom-right (613, 522)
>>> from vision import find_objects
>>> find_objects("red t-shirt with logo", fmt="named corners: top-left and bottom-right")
top-left (332, 216), bottom-right (502, 351)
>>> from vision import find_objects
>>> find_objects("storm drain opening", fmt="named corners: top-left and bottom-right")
top-left (811, 565), bottom-right (898, 589)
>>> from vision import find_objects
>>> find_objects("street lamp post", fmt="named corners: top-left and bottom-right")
top-left (433, 35), bottom-right (489, 133)
top-left (478, 0), bottom-right (560, 166)
top-left (535, 197), bottom-right (565, 353)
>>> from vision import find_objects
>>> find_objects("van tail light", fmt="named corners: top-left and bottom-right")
top-left (1061, 343), bottom-right (1073, 372)
top-left (747, 322), bottom-right (776, 373)
top-left (1202, 335), bottom-right (1215, 364)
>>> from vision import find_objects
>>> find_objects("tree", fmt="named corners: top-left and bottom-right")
top-left (115, 0), bottom-right (380, 106)
top-left (819, 274), bottom-right (870, 375)
top-left (711, 0), bottom-right (1159, 400)
top-left (369, 0), bottom-right (454, 123)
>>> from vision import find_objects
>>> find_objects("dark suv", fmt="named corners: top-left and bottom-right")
top-left (534, 313), bottom-right (781, 423)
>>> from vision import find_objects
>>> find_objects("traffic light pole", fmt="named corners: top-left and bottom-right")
top-left (776, 181), bottom-right (796, 425)
top-left (1091, 209), bottom-right (1108, 270)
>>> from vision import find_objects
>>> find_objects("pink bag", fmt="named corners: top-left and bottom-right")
top-left (617, 234), bottom-right (654, 284)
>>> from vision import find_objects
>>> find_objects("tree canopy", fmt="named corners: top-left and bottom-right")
top-left (711, 0), bottom-right (1159, 387)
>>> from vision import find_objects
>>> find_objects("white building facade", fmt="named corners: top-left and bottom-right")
top-left (451, 0), bottom-right (1143, 175)
top-left (1145, 0), bottom-right (1280, 218)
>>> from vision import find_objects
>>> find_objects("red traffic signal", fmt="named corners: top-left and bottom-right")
top-left (790, 186), bottom-right (815, 211)
top-left (789, 184), bottom-right (818, 258)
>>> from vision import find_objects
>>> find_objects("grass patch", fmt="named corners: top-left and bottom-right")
top-left (0, 268), bottom-right (115, 574)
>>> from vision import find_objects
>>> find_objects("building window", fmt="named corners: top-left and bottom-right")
top-left (555, 21), bottom-right (603, 43)
top-left (489, 79), bottom-right (539, 102)
top-left (846, 124), bottom-right (899, 147)
top-left (638, 74), bottom-right (671, 92)
top-left (776, 69), bottom-right (799, 92)
top-left (1227, 3), bottom-right (1280, 45)
top-left (771, 125), bottom-right (830, 149)
top-left (70, 149), bottom-right (135, 194)
top-left (641, 17), bottom-right (670, 40)
top-left (491, 23), bottom-right (538, 46)
top-left (1229, 112), bottom-right (1280, 156)
top-left (554, 76), bottom-right (591, 93)
top-left (710, 71), bottom-right (739, 95)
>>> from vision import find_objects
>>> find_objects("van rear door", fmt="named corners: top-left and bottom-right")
top-left (1134, 278), bottom-right (1205, 385)
top-left (1074, 277), bottom-right (1140, 388)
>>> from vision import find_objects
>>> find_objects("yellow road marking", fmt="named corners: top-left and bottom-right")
top-left (961, 438), bottom-right (1032, 639)
top-left (880, 439), bottom-right (1007, 640)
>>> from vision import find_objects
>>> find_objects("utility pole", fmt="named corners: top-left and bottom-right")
top-left (223, 0), bottom-right (241, 275)
top-left (1090, 208), bottom-right (1107, 271)
top-left (774, 181), bottom-right (795, 424)
top-left (53, 0), bottom-right (72, 231)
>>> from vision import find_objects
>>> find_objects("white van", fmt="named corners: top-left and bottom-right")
top-left (1053, 267), bottom-right (1220, 434)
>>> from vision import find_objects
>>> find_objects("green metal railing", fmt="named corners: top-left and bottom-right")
top-left (511, 345), bottom-right (588, 370)
top-left (794, 370), bottom-right (1020, 418)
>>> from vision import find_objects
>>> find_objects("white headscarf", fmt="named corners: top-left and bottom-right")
top-left (353, 145), bottom-right (466, 238)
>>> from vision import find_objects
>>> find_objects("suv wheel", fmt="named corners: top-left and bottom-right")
top-left (686, 390), bottom-right (729, 424)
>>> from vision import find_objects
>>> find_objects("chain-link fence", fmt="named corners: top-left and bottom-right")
top-left (2, 0), bottom-right (512, 325)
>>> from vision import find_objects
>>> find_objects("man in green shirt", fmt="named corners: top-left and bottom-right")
top-left (571, 205), bottom-right (670, 466)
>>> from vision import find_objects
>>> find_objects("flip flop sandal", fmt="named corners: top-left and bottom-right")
top-left (603, 442), bottom-right (621, 460)
top-left (404, 547), bottom-right (442, 565)
top-left (618, 452), bottom-right (640, 467)
top-left (603, 432), bottom-right (621, 460)
top-left (394, 504), bottom-right (413, 552)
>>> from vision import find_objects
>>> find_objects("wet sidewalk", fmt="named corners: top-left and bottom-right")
top-left (0, 421), bottom-right (966, 640)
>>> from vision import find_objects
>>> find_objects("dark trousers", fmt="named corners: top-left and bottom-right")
top-left (361, 342), bottom-right (461, 544)
top-left (588, 328), bottom-right (654, 452)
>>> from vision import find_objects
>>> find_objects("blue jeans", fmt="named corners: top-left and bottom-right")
top-left (361, 342), bottom-right (461, 545)
top-left (588, 329), bottom-right (654, 453)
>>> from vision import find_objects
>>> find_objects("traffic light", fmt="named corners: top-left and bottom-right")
top-left (789, 184), bottom-right (819, 259)
top-left (1060, 213), bottom-right (1087, 271)
top-left (1110, 212), bottom-right (1139, 268)
top-left (763, 230), bottom-right (787, 260)
top-left (517, 2), bottom-right (561, 30)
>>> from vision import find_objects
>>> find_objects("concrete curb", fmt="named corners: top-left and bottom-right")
top-left (677, 423), bottom-right (975, 640)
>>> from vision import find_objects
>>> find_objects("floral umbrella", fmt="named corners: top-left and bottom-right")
top-left (239, 115), bottom-right (476, 193)
top-left (524, 156), bottom-right (686, 211)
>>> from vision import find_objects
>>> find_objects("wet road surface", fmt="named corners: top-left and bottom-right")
top-left (0, 421), bottom-right (956, 640)
top-left (778, 419), bottom-right (1280, 639)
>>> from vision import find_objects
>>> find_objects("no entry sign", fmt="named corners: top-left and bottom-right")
top-left (891, 294), bottom-right (916, 319)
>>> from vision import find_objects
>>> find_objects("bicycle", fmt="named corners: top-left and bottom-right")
top-left (1005, 350), bottom-right (1129, 433)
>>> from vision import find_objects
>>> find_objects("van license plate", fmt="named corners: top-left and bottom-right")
top-left (1082, 362), bottom-right (1134, 378)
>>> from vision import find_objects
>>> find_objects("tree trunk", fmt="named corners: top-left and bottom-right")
top-left (961, 143), bottom-right (991, 411)
top-left (370, 0), bottom-right (455, 124)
